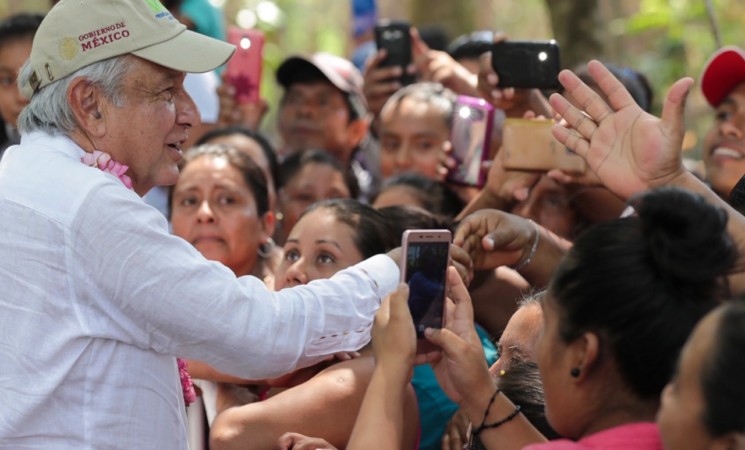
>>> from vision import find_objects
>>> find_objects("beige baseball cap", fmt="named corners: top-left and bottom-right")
top-left (20, 0), bottom-right (235, 99)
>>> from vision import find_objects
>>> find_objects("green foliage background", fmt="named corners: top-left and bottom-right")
top-left (2, 0), bottom-right (743, 157)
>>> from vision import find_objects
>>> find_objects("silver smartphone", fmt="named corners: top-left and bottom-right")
top-left (400, 229), bottom-right (451, 353)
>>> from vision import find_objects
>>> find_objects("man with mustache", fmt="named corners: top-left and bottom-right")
top-left (276, 53), bottom-right (375, 198)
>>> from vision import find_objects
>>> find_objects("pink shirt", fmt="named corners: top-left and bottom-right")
top-left (523, 422), bottom-right (662, 450)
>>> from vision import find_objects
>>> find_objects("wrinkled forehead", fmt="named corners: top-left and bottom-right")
top-left (503, 302), bottom-right (544, 350)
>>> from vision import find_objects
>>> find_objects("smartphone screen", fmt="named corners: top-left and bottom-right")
top-left (491, 40), bottom-right (561, 90)
top-left (225, 27), bottom-right (265, 104)
top-left (400, 230), bottom-right (451, 345)
top-left (500, 118), bottom-right (587, 173)
top-left (447, 96), bottom-right (495, 188)
top-left (374, 20), bottom-right (415, 86)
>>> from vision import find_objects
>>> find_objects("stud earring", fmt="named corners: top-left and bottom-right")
top-left (570, 367), bottom-right (581, 378)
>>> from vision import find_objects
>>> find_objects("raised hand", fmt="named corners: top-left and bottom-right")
top-left (372, 283), bottom-right (417, 376)
top-left (362, 48), bottom-right (413, 118)
top-left (548, 60), bottom-right (694, 200)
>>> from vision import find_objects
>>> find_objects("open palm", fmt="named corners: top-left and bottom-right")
top-left (549, 60), bottom-right (694, 201)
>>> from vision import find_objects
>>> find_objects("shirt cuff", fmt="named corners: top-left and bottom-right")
top-left (355, 254), bottom-right (400, 302)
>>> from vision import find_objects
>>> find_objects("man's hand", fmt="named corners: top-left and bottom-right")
top-left (548, 60), bottom-right (694, 201)
top-left (363, 49), bottom-right (415, 118)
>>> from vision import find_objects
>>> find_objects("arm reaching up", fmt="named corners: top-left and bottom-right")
top-left (345, 283), bottom-right (417, 450)
top-left (548, 59), bottom-right (692, 199)
top-left (549, 60), bottom-right (745, 292)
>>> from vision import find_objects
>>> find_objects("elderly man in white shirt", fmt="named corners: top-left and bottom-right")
top-left (0, 1), bottom-right (402, 448)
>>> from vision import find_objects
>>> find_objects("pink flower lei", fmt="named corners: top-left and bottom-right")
top-left (81, 149), bottom-right (197, 407)
top-left (80, 150), bottom-right (134, 190)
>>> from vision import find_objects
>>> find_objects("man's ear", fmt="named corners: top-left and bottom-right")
top-left (67, 77), bottom-right (105, 138)
top-left (345, 116), bottom-right (370, 149)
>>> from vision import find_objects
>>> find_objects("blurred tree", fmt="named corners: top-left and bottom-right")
top-left (613, 0), bottom-right (745, 156)
top-left (409, 0), bottom-right (477, 43)
top-left (543, 0), bottom-right (604, 70)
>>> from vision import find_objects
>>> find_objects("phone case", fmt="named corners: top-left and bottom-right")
top-left (225, 27), bottom-right (265, 104)
top-left (491, 40), bottom-right (561, 90)
top-left (500, 118), bottom-right (587, 173)
top-left (374, 20), bottom-right (415, 86)
top-left (400, 229), bottom-right (451, 353)
top-left (447, 95), bottom-right (495, 188)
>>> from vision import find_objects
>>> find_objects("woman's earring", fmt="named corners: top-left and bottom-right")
top-left (570, 367), bottom-right (581, 378)
top-left (258, 237), bottom-right (275, 259)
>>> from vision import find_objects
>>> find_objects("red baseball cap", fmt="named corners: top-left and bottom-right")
top-left (701, 46), bottom-right (745, 108)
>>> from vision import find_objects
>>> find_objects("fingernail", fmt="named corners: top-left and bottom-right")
top-left (484, 237), bottom-right (495, 249)
top-left (487, 73), bottom-right (498, 85)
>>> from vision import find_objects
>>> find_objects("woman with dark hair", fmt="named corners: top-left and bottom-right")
top-left (524, 187), bottom-right (734, 448)
top-left (168, 144), bottom-right (278, 448)
top-left (428, 187), bottom-right (736, 450)
top-left (373, 172), bottom-right (465, 220)
top-left (170, 144), bottom-right (275, 284)
top-left (657, 300), bottom-right (745, 450)
top-left (274, 150), bottom-right (359, 246)
top-left (196, 126), bottom-right (279, 212)
top-left (322, 186), bottom-right (736, 450)
top-left (210, 198), bottom-right (420, 450)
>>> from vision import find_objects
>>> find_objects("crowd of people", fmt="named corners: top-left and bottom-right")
top-left (1, 1), bottom-right (745, 449)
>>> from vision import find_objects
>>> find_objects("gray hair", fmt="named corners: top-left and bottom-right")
top-left (517, 290), bottom-right (545, 309)
top-left (17, 54), bottom-right (133, 135)
top-left (381, 82), bottom-right (457, 128)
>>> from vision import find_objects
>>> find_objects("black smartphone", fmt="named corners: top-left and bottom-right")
top-left (490, 40), bottom-right (561, 90)
top-left (400, 229), bottom-right (451, 353)
top-left (374, 19), bottom-right (416, 86)
top-left (447, 95), bottom-right (495, 188)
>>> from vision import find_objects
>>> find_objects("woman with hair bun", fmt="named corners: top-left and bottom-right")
top-left (419, 186), bottom-right (738, 450)
top-left (525, 186), bottom-right (735, 448)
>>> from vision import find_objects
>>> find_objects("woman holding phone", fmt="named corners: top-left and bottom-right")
top-left (210, 199), bottom-right (420, 450)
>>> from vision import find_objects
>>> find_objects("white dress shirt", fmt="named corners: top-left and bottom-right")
top-left (0, 132), bottom-right (399, 449)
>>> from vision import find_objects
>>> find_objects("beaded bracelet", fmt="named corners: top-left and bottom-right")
top-left (471, 389), bottom-right (522, 437)
top-left (512, 219), bottom-right (540, 271)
